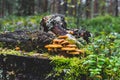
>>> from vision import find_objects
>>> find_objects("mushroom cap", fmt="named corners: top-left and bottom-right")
top-left (53, 39), bottom-right (64, 43)
top-left (48, 48), bottom-right (52, 51)
top-left (66, 44), bottom-right (77, 48)
top-left (67, 31), bottom-right (74, 34)
top-left (58, 35), bottom-right (68, 39)
top-left (61, 47), bottom-right (76, 51)
top-left (61, 41), bottom-right (69, 45)
top-left (45, 44), bottom-right (62, 48)
top-left (69, 51), bottom-right (80, 55)
top-left (76, 49), bottom-right (84, 53)
top-left (15, 46), bottom-right (20, 51)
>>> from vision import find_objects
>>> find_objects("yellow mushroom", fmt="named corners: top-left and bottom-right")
top-left (66, 44), bottom-right (77, 48)
top-left (45, 44), bottom-right (62, 51)
top-left (61, 47), bottom-right (76, 51)
top-left (76, 49), bottom-right (85, 53)
top-left (53, 39), bottom-right (64, 44)
top-left (69, 51), bottom-right (80, 55)
top-left (48, 48), bottom-right (52, 51)
top-left (61, 41), bottom-right (69, 45)
top-left (45, 44), bottom-right (62, 48)
top-left (15, 46), bottom-right (20, 51)
top-left (67, 31), bottom-right (74, 34)
top-left (58, 35), bottom-right (68, 39)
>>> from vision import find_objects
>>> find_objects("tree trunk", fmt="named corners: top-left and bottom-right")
top-left (6, 0), bottom-right (12, 15)
top-left (114, 0), bottom-right (118, 16)
top-left (94, 0), bottom-right (99, 16)
top-left (101, 0), bottom-right (106, 15)
top-left (85, 0), bottom-right (91, 18)
top-left (50, 0), bottom-right (55, 13)
top-left (17, 0), bottom-right (35, 16)
top-left (109, 0), bottom-right (113, 15)
top-left (91, 0), bottom-right (94, 18)
top-left (43, 0), bottom-right (48, 12)
top-left (1, 0), bottom-right (5, 17)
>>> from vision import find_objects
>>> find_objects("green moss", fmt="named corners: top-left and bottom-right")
top-left (0, 48), bottom-right (50, 58)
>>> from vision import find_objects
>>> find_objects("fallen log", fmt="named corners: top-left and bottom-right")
top-left (0, 54), bottom-right (52, 80)
top-left (0, 14), bottom-right (91, 52)
top-left (0, 30), bottom-right (55, 52)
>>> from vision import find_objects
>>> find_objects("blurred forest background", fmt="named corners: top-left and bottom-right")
top-left (0, 1), bottom-right (120, 80)
top-left (0, 0), bottom-right (120, 18)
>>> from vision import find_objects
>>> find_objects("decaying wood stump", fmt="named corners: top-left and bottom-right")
top-left (0, 30), bottom-right (55, 52)
top-left (0, 14), bottom-right (91, 53)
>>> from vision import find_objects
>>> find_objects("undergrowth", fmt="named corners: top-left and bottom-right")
top-left (0, 15), bottom-right (120, 80)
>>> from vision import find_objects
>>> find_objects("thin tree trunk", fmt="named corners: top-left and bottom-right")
top-left (94, 0), bottom-right (99, 16)
top-left (50, 0), bottom-right (55, 13)
top-left (1, 0), bottom-right (5, 17)
top-left (85, 0), bottom-right (91, 18)
top-left (109, 0), bottom-right (113, 15)
top-left (0, 0), bottom-right (2, 17)
top-left (114, 0), bottom-right (118, 16)
top-left (43, 0), bottom-right (48, 12)
top-left (100, 0), bottom-right (106, 15)
top-left (91, 0), bottom-right (94, 18)
top-left (7, 0), bottom-right (12, 15)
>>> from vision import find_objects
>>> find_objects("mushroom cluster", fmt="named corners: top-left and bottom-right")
top-left (45, 35), bottom-right (84, 56)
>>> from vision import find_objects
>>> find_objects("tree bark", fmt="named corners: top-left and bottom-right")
top-left (85, 0), bottom-right (91, 18)
top-left (94, 0), bottom-right (99, 16)
top-left (43, 0), bottom-right (48, 12)
top-left (0, 30), bottom-right (55, 52)
top-left (1, 0), bottom-right (5, 17)
top-left (114, 0), bottom-right (118, 16)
